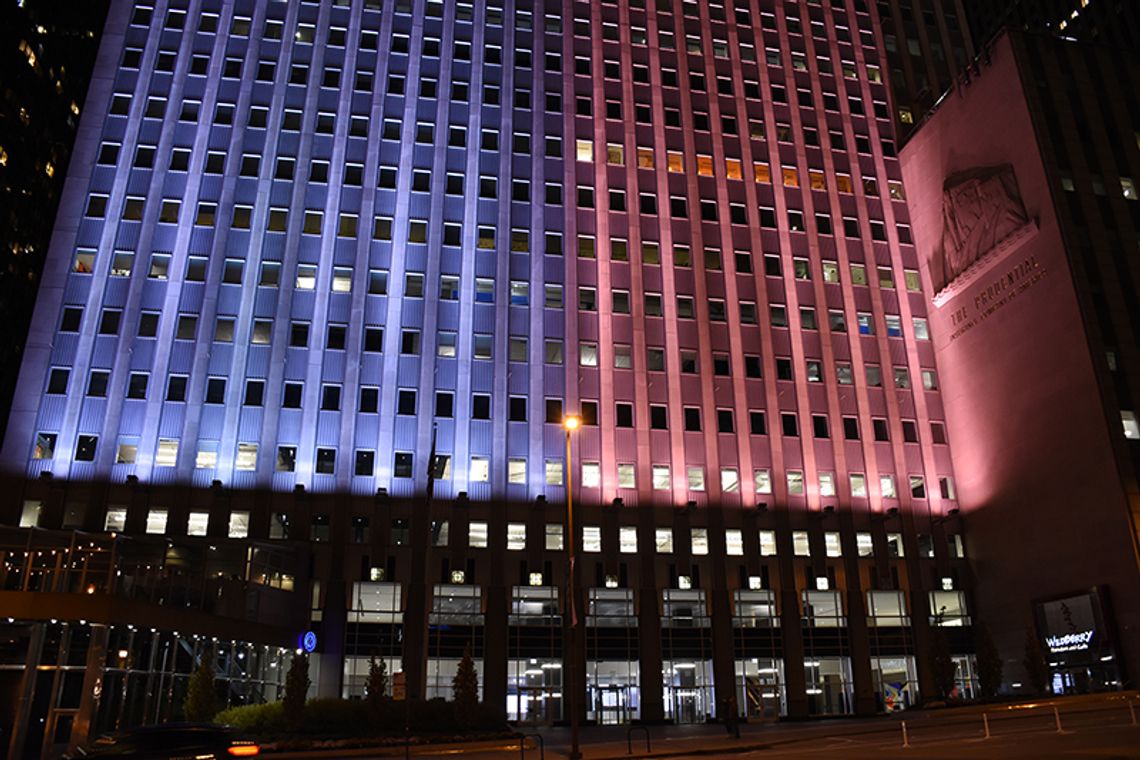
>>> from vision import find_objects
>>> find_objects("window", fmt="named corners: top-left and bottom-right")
top-left (793, 531), bottom-right (810, 556)
top-left (619, 526), bottom-right (638, 554)
top-left (583, 526), bottom-right (602, 553)
top-left (691, 528), bottom-right (709, 555)
top-left (507, 523), bottom-right (527, 551)
top-left (469, 522), bottom-right (489, 549)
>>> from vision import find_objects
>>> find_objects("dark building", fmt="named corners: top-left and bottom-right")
top-left (962, 0), bottom-right (1139, 51)
top-left (0, 0), bottom-right (111, 442)
top-left (901, 30), bottom-right (1140, 695)
top-left (875, 0), bottom-right (975, 142)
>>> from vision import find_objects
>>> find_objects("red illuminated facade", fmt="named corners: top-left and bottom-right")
top-left (901, 30), bottom-right (1140, 693)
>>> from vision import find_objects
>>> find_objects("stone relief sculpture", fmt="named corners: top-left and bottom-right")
top-left (933, 164), bottom-right (1030, 292)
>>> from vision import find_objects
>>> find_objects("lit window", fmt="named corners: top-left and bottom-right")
top-left (470, 456), bottom-right (490, 482)
top-left (146, 509), bottom-right (168, 535)
top-left (575, 139), bottom-right (593, 161)
top-left (691, 528), bottom-right (709, 555)
top-left (652, 465), bottom-right (671, 490)
top-left (583, 526), bottom-right (602, 552)
top-left (655, 528), bottom-right (674, 553)
top-left (235, 442), bottom-right (258, 470)
top-left (469, 521), bottom-right (488, 548)
top-left (1122, 411), bottom-right (1140, 439)
top-left (786, 470), bottom-right (804, 495)
top-left (507, 458), bottom-right (526, 484)
top-left (824, 532), bottom-right (842, 557)
top-left (155, 439), bottom-right (179, 467)
top-left (581, 461), bottom-right (601, 488)
top-left (545, 524), bottom-right (564, 550)
top-left (507, 523), bottom-right (526, 551)
top-left (880, 475), bottom-right (897, 499)
top-left (850, 473), bottom-right (867, 498)
top-left (228, 511), bottom-right (250, 539)
top-left (187, 512), bottom-right (209, 536)
top-left (856, 532), bottom-right (874, 557)
top-left (819, 472), bottom-right (836, 497)
top-left (759, 530), bottom-right (777, 556)
top-left (619, 526), bottom-right (638, 554)
top-left (792, 531), bottom-right (810, 556)
top-left (687, 466), bottom-right (705, 491)
top-left (754, 468), bottom-right (772, 494)
top-left (726, 529), bottom-right (744, 556)
top-left (104, 507), bottom-right (127, 532)
top-left (721, 467), bottom-right (739, 493)
top-left (616, 463), bottom-right (635, 488)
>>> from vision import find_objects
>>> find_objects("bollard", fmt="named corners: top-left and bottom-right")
top-left (1131, 700), bottom-right (1137, 727)
top-left (1054, 705), bottom-right (1066, 734)
top-left (901, 720), bottom-right (910, 748)
top-left (983, 712), bottom-right (991, 740)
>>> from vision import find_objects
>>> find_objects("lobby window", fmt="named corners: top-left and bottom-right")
top-left (545, 524), bottom-right (564, 551)
top-left (619, 527), bottom-right (638, 554)
top-left (469, 522), bottom-right (489, 549)
top-left (507, 523), bottom-right (527, 551)
top-left (583, 526), bottom-right (602, 553)
top-left (146, 509), bottom-right (168, 535)
top-left (691, 528), bottom-right (709, 555)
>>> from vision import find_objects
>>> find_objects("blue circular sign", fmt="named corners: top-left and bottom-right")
top-left (300, 631), bottom-right (318, 653)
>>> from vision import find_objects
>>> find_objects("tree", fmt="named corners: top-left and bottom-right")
top-left (451, 643), bottom-right (479, 727)
top-left (1022, 629), bottom-right (1051, 696)
top-left (975, 623), bottom-right (1003, 698)
top-left (183, 651), bottom-right (219, 722)
top-left (365, 655), bottom-right (389, 709)
top-left (927, 620), bottom-right (957, 700)
top-left (284, 652), bottom-right (310, 725)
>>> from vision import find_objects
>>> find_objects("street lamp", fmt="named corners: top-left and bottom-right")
top-left (561, 415), bottom-right (581, 760)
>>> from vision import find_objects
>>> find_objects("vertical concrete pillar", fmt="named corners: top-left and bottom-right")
top-left (70, 623), bottom-right (108, 753)
top-left (317, 579), bottom-right (347, 698)
top-left (9, 622), bottom-right (46, 759)
top-left (637, 510), bottom-right (664, 723)
top-left (775, 515), bottom-right (808, 718)
top-left (708, 508), bottom-right (738, 721)
top-left (839, 513), bottom-right (877, 716)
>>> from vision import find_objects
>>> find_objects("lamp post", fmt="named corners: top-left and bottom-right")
top-left (562, 415), bottom-right (581, 760)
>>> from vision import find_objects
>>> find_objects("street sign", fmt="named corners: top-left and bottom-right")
top-left (392, 671), bottom-right (406, 701)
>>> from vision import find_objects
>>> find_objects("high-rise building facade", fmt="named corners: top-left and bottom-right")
top-left (901, 29), bottom-right (1140, 697)
top-left (0, 0), bottom-right (974, 753)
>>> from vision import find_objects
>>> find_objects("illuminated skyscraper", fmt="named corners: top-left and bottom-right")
top-left (0, 0), bottom-right (974, 750)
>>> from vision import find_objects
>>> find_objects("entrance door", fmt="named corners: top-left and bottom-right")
top-left (593, 685), bottom-right (629, 725)
top-left (517, 688), bottom-right (560, 725)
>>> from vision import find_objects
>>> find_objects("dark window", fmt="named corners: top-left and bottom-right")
top-left (650, 405), bottom-right (668, 429)
top-left (781, 413), bottom-right (798, 437)
top-left (472, 394), bottom-right (491, 420)
top-left (315, 448), bottom-right (336, 474)
top-left (205, 378), bottom-right (226, 404)
top-left (843, 417), bottom-right (860, 440)
top-left (812, 415), bottom-right (829, 438)
top-left (394, 452), bottom-right (414, 478)
top-left (283, 382), bottom-right (303, 408)
top-left (683, 407), bottom-right (701, 432)
top-left (750, 412), bottom-right (767, 435)
top-left (397, 390), bottom-right (416, 415)
top-left (615, 402), bottom-right (633, 428)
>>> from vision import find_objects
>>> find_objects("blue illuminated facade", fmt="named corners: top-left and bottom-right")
top-left (3, 0), bottom-right (569, 502)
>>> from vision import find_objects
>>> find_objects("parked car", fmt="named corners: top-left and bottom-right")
top-left (67, 723), bottom-right (259, 758)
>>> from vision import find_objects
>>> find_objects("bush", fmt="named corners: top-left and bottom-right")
top-left (183, 653), bottom-right (219, 723)
top-left (299, 698), bottom-right (373, 737)
top-left (215, 702), bottom-right (286, 734)
top-left (214, 696), bottom-right (508, 739)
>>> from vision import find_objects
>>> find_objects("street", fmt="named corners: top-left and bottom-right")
top-left (291, 693), bottom-right (1140, 759)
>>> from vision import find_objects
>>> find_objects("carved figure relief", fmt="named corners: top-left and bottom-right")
top-left (933, 165), bottom-right (1030, 292)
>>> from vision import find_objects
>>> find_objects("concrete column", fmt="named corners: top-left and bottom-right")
top-left (636, 510), bottom-right (664, 723)
top-left (317, 579), bottom-right (347, 698)
top-left (708, 508), bottom-right (738, 721)
top-left (70, 623), bottom-right (108, 753)
top-left (9, 622), bottom-right (46, 759)
top-left (775, 514), bottom-right (808, 718)
top-left (839, 513), bottom-right (876, 716)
